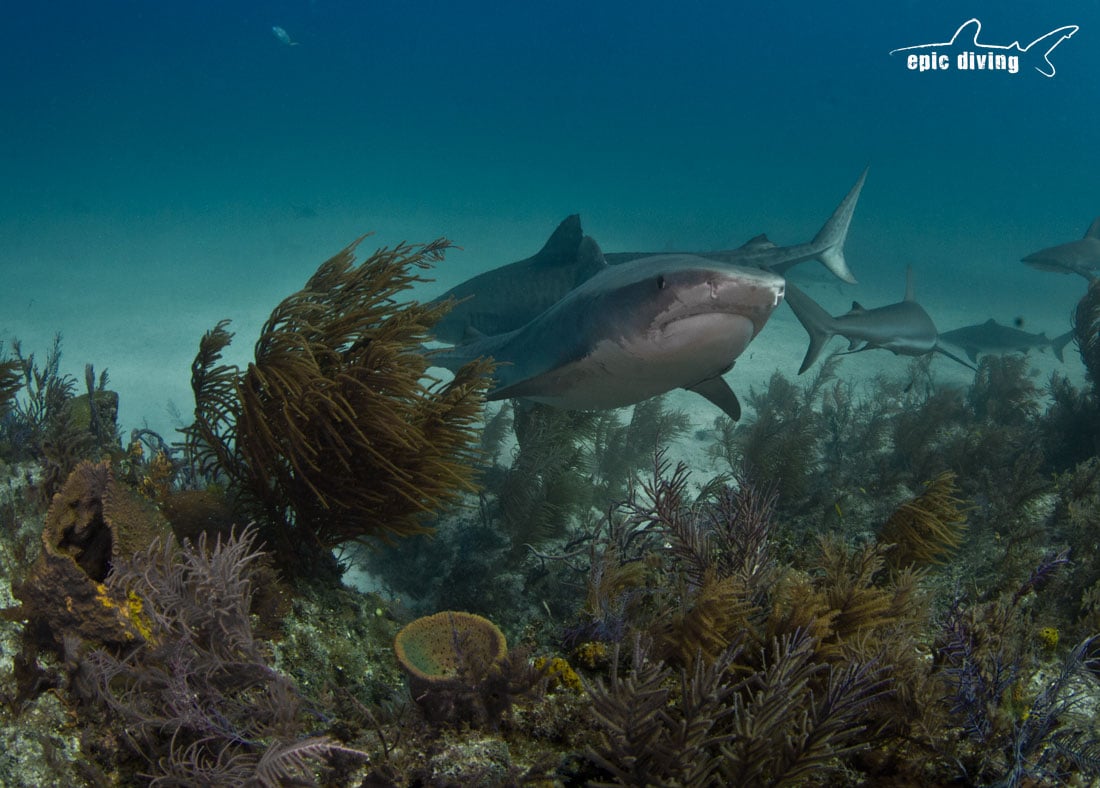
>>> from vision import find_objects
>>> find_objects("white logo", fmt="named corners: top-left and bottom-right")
top-left (890, 18), bottom-right (1078, 77)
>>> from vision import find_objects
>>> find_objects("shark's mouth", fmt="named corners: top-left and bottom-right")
top-left (657, 313), bottom-right (756, 354)
top-left (658, 299), bottom-right (777, 337)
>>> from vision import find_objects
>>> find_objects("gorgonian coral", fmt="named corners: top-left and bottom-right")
top-left (183, 237), bottom-right (492, 569)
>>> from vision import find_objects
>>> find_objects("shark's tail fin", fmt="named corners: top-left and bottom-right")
top-left (1052, 329), bottom-right (1075, 362)
top-left (784, 282), bottom-right (837, 374)
top-left (808, 167), bottom-right (868, 285)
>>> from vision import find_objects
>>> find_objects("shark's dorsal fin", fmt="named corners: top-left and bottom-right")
top-left (849, 302), bottom-right (866, 313)
top-left (573, 236), bottom-right (608, 286)
top-left (687, 375), bottom-right (741, 421)
top-left (1086, 217), bottom-right (1100, 240)
top-left (904, 266), bottom-right (916, 302)
top-left (535, 215), bottom-right (584, 265)
top-left (739, 234), bottom-right (776, 250)
top-left (983, 318), bottom-right (997, 326)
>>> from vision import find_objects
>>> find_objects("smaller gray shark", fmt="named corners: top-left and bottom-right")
top-left (1022, 218), bottom-right (1100, 280)
top-left (939, 319), bottom-right (1074, 363)
top-left (785, 269), bottom-right (975, 374)
top-left (430, 251), bottom-right (786, 420)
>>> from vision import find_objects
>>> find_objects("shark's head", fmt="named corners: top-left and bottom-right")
top-left (639, 256), bottom-right (783, 342)
top-left (573, 254), bottom-right (785, 393)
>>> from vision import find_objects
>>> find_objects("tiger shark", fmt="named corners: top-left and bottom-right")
top-left (430, 249), bottom-right (786, 420)
top-left (1021, 218), bottom-right (1100, 280)
top-left (784, 268), bottom-right (976, 374)
top-left (430, 169), bottom-right (866, 343)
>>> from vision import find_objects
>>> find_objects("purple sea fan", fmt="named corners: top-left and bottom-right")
top-left (82, 526), bottom-right (366, 785)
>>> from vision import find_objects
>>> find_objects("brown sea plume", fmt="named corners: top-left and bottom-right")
top-left (183, 236), bottom-right (492, 571)
top-left (879, 471), bottom-right (969, 568)
top-left (0, 358), bottom-right (20, 417)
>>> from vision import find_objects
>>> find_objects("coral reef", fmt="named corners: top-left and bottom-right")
top-left (6, 234), bottom-right (1100, 786)
top-left (931, 571), bottom-right (1100, 785)
top-left (586, 631), bottom-right (888, 788)
top-left (80, 526), bottom-right (365, 784)
top-left (181, 237), bottom-right (493, 573)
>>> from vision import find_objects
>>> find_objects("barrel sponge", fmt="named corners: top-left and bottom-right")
top-left (393, 611), bottom-right (507, 684)
top-left (8, 460), bottom-right (173, 649)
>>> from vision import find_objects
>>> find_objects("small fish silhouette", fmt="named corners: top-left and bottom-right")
top-left (272, 26), bottom-right (299, 46)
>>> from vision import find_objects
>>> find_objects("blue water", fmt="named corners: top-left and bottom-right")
top-left (0, 0), bottom-right (1095, 435)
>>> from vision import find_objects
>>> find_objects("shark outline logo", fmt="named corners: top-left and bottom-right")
top-left (890, 18), bottom-right (1078, 77)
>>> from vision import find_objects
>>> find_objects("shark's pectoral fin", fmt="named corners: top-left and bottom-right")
top-left (934, 342), bottom-right (978, 372)
top-left (687, 376), bottom-right (741, 421)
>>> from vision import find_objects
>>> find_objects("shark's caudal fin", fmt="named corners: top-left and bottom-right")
top-left (783, 282), bottom-right (838, 374)
top-left (1052, 330), bottom-right (1074, 362)
top-left (809, 167), bottom-right (868, 285)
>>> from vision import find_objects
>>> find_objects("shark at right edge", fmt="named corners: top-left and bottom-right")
top-left (1022, 217), bottom-right (1100, 280)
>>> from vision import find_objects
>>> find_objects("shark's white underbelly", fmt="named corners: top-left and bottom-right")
top-left (522, 314), bottom-right (756, 411)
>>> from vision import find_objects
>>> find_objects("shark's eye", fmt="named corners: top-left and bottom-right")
top-left (656, 275), bottom-right (666, 290)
